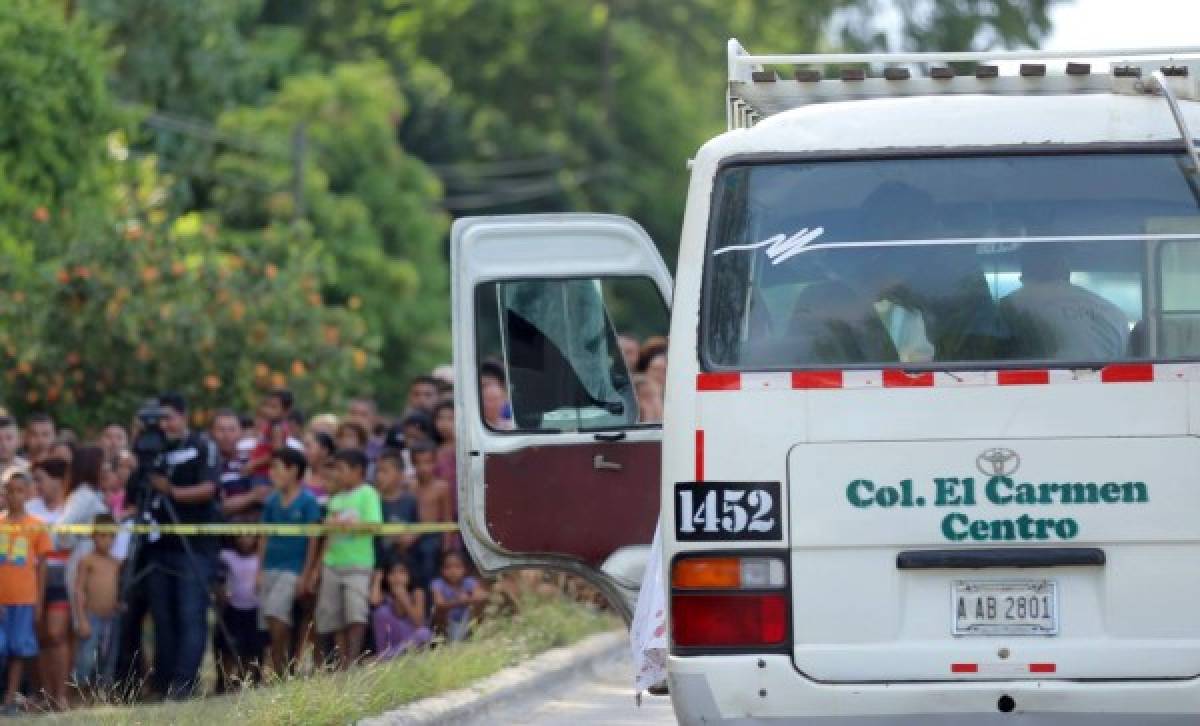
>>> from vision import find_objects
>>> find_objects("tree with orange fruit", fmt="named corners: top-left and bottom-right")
top-left (1, 151), bottom-right (380, 433)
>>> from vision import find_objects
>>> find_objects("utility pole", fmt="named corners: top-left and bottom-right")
top-left (601, 0), bottom-right (614, 124)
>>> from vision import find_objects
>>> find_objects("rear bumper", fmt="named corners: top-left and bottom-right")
top-left (668, 655), bottom-right (1200, 725)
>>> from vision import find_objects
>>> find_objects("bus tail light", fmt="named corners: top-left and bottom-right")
top-left (672, 556), bottom-right (786, 589)
top-left (672, 593), bottom-right (788, 647)
top-left (671, 555), bottom-right (789, 649)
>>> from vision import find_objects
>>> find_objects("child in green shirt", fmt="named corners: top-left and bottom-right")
top-left (310, 449), bottom-right (381, 669)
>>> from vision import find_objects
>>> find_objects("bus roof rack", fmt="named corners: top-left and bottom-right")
top-left (727, 38), bottom-right (1200, 129)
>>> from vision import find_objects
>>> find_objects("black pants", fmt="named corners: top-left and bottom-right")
top-left (114, 575), bottom-right (150, 689)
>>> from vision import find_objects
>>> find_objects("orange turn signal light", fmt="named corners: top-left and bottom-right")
top-left (672, 557), bottom-right (741, 589)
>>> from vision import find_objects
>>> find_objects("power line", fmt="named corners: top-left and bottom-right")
top-left (428, 155), bottom-right (565, 178)
top-left (125, 149), bottom-right (280, 193)
top-left (133, 106), bottom-right (615, 211)
top-left (139, 106), bottom-right (574, 182)
top-left (141, 111), bottom-right (292, 159)
top-left (442, 165), bottom-right (617, 210)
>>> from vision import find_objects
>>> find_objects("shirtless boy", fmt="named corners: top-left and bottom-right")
top-left (408, 442), bottom-right (453, 587)
top-left (72, 513), bottom-right (121, 686)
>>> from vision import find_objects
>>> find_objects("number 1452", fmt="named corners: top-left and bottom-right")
top-left (674, 482), bottom-right (782, 541)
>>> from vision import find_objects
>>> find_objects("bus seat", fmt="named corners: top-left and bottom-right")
top-left (1127, 320), bottom-right (1148, 358)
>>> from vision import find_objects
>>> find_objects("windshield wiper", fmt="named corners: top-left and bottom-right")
top-left (1152, 70), bottom-right (1200, 179)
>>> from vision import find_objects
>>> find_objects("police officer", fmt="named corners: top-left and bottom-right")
top-left (143, 392), bottom-right (220, 699)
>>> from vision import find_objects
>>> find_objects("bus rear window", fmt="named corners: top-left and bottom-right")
top-left (703, 153), bottom-right (1200, 370)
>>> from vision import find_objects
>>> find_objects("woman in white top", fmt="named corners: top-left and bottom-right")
top-left (58, 447), bottom-right (109, 706)
top-left (60, 445), bottom-right (110, 562)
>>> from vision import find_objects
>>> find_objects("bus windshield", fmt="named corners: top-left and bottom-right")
top-left (703, 153), bottom-right (1200, 370)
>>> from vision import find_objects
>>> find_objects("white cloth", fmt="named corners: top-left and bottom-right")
top-left (1000, 282), bottom-right (1129, 359)
top-left (58, 485), bottom-right (108, 551)
top-left (630, 524), bottom-right (667, 694)
top-left (27, 497), bottom-right (63, 529)
top-left (875, 300), bottom-right (935, 363)
top-left (110, 520), bottom-right (133, 561)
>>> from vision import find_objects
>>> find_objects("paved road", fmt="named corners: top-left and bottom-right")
top-left (484, 651), bottom-right (676, 725)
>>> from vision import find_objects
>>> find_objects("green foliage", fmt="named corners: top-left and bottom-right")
top-left (212, 62), bottom-right (450, 405)
top-left (0, 0), bottom-right (116, 263)
top-left (0, 152), bottom-right (378, 432)
top-left (47, 598), bottom-right (618, 725)
top-left (323, 0), bottom-right (712, 259)
top-left (79, 0), bottom-right (271, 117)
top-left (0, 0), bottom-right (1067, 419)
top-left (891, 0), bottom-right (1056, 51)
top-left (263, 0), bottom-right (1064, 265)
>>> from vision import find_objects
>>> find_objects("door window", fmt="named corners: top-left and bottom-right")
top-left (1159, 241), bottom-right (1200, 357)
top-left (475, 277), bottom-right (668, 432)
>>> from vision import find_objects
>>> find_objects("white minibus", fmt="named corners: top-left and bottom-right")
top-left (452, 42), bottom-right (1200, 723)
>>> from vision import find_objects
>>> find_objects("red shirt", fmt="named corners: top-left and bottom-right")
top-left (247, 421), bottom-right (294, 476)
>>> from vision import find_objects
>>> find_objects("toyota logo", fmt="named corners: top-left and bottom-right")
top-left (977, 447), bottom-right (1020, 477)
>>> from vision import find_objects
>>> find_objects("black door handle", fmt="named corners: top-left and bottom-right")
top-left (593, 431), bottom-right (626, 442)
top-left (897, 547), bottom-right (1106, 569)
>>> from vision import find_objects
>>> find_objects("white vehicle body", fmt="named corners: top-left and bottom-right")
top-left (452, 42), bottom-right (1200, 724)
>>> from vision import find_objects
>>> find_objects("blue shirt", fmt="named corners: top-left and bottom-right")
top-left (376, 493), bottom-right (418, 564)
top-left (261, 489), bottom-right (322, 574)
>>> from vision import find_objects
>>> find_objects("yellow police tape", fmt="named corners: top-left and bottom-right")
top-left (0, 522), bottom-right (458, 537)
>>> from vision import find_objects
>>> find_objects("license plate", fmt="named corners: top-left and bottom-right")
top-left (953, 581), bottom-right (1058, 636)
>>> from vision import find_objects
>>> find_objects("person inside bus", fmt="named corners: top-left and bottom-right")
top-left (849, 181), bottom-right (1009, 363)
top-left (998, 244), bottom-right (1129, 361)
top-left (787, 278), bottom-right (899, 364)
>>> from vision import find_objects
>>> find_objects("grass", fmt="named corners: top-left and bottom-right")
top-left (37, 598), bottom-right (620, 726)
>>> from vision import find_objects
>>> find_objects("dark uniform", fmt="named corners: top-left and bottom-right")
top-left (143, 431), bottom-right (219, 698)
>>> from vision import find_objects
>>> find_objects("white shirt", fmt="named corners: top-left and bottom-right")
top-left (26, 498), bottom-right (64, 561)
top-left (27, 497), bottom-right (62, 525)
top-left (1000, 281), bottom-right (1130, 360)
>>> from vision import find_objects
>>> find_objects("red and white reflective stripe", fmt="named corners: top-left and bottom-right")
top-left (696, 372), bottom-right (741, 391)
top-left (697, 364), bottom-right (1200, 392)
top-left (997, 369), bottom-right (1050, 386)
top-left (951, 662), bottom-right (1057, 675)
top-left (791, 370), bottom-right (844, 389)
top-left (1100, 363), bottom-right (1154, 382)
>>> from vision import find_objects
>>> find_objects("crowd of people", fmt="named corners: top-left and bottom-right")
top-left (621, 334), bottom-right (667, 425)
top-left (0, 327), bottom-right (671, 715)
top-left (0, 369), bottom-right (498, 714)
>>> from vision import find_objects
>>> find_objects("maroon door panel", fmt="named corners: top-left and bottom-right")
top-left (483, 440), bottom-right (660, 568)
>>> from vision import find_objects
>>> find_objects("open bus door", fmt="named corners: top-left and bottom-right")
top-left (451, 214), bottom-right (672, 619)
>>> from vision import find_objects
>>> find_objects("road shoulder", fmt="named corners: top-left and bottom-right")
top-left (360, 630), bottom-right (627, 726)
